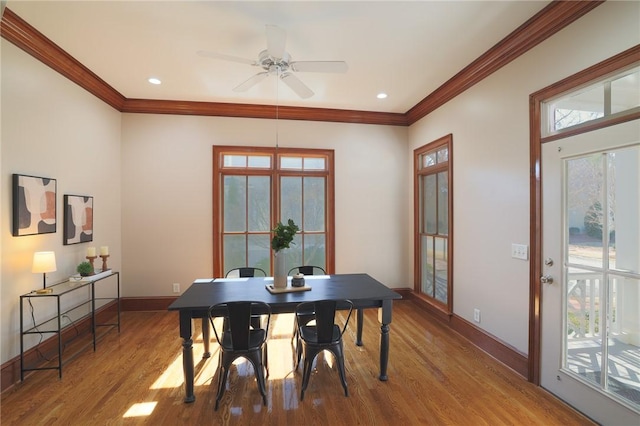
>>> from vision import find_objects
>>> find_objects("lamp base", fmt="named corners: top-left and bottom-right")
top-left (35, 288), bottom-right (53, 294)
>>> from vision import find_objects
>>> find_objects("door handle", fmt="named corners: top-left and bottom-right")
top-left (540, 275), bottom-right (554, 285)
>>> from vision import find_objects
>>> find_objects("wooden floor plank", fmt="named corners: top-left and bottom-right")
top-left (0, 301), bottom-right (594, 425)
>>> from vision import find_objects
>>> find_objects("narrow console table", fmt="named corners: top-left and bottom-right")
top-left (20, 270), bottom-right (120, 380)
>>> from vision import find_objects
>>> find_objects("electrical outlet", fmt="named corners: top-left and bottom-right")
top-left (172, 283), bottom-right (180, 293)
top-left (473, 308), bottom-right (481, 323)
top-left (511, 243), bottom-right (529, 260)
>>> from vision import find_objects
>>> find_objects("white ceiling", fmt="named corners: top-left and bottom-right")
top-left (6, 1), bottom-right (550, 113)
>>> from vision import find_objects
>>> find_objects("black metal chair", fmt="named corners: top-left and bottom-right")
top-left (287, 265), bottom-right (327, 343)
top-left (294, 299), bottom-right (353, 401)
top-left (287, 265), bottom-right (326, 276)
top-left (208, 301), bottom-right (271, 411)
top-left (225, 267), bottom-right (267, 278)
top-left (223, 267), bottom-right (267, 329)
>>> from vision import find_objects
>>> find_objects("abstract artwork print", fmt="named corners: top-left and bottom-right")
top-left (63, 195), bottom-right (94, 245)
top-left (12, 174), bottom-right (57, 236)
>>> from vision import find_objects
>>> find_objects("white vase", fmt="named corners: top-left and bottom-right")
top-left (273, 250), bottom-right (287, 289)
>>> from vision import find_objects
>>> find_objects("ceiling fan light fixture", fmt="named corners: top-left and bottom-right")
top-left (377, 92), bottom-right (388, 99)
top-left (148, 77), bottom-right (162, 85)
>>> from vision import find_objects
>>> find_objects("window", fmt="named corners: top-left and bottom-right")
top-left (542, 66), bottom-right (640, 137)
top-left (414, 135), bottom-right (453, 313)
top-left (213, 146), bottom-right (334, 277)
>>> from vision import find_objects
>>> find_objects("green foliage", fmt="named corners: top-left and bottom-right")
top-left (271, 219), bottom-right (300, 252)
top-left (584, 201), bottom-right (603, 239)
top-left (77, 261), bottom-right (93, 276)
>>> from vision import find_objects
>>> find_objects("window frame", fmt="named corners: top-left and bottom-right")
top-left (414, 134), bottom-right (454, 315)
top-left (213, 146), bottom-right (335, 277)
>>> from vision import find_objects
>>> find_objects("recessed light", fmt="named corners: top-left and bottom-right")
top-left (377, 92), bottom-right (388, 99)
top-left (148, 77), bottom-right (162, 85)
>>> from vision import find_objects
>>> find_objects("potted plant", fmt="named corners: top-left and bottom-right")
top-left (271, 219), bottom-right (299, 288)
top-left (77, 261), bottom-right (94, 277)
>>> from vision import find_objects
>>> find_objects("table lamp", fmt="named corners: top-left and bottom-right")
top-left (32, 251), bottom-right (56, 292)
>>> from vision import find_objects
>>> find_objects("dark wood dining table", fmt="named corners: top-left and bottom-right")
top-left (167, 273), bottom-right (402, 402)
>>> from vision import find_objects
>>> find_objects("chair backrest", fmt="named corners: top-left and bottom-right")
top-left (225, 267), bottom-right (267, 278)
top-left (295, 299), bottom-right (353, 344)
top-left (209, 301), bottom-right (271, 350)
top-left (288, 265), bottom-right (326, 276)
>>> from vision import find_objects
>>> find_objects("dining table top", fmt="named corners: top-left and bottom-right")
top-left (168, 273), bottom-right (401, 314)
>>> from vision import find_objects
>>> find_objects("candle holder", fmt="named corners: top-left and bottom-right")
top-left (100, 254), bottom-right (110, 271)
top-left (86, 256), bottom-right (97, 274)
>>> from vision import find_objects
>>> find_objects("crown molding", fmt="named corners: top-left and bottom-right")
top-left (406, 0), bottom-right (604, 125)
top-left (2, 2), bottom-right (604, 126)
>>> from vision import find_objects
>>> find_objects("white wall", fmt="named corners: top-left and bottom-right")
top-left (408, 0), bottom-right (640, 353)
top-left (1, 41), bottom-right (122, 363)
top-left (121, 113), bottom-right (409, 296)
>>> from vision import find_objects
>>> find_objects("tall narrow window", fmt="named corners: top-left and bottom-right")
top-left (213, 147), bottom-right (334, 277)
top-left (414, 135), bottom-right (453, 313)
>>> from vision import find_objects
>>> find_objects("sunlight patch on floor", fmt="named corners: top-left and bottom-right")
top-left (122, 401), bottom-right (157, 417)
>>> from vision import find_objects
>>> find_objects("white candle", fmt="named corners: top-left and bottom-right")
top-left (87, 247), bottom-right (96, 257)
top-left (100, 246), bottom-right (109, 256)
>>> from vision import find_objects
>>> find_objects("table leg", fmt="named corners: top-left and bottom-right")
top-left (179, 311), bottom-right (196, 403)
top-left (201, 317), bottom-right (211, 358)
top-left (355, 308), bottom-right (364, 346)
top-left (378, 300), bottom-right (392, 381)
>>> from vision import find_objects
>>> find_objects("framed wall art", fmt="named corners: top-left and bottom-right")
top-left (12, 174), bottom-right (57, 236)
top-left (63, 195), bottom-right (94, 245)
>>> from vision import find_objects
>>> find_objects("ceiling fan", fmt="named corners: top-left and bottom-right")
top-left (197, 25), bottom-right (348, 99)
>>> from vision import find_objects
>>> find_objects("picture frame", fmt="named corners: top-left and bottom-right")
top-left (12, 174), bottom-right (57, 236)
top-left (63, 195), bottom-right (94, 245)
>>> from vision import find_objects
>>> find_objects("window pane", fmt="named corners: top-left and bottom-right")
top-left (566, 154), bottom-right (604, 269)
top-left (303, 157), bottom-right (325, 170)
top-left (437, 148), bottom-right (448, 163)
top-left (608, 146), bottom-right (640, 274)
top-left (434, 237), bottom-right (448, 303)
top-left (248, 234), bottom-right (270, 274)
top-left (423, 152), bottom-right (436, 168)
top-left (247, 176), bottom-right (270, 232)
top-left (304, 233), bottom-right (326, 270)
top-left (281, 177), bottom-right (302, 226)
top-left (421, 236), bottom-right (434, 297)
top-left (423, 175), bottom-right (437, 234)
top-left (223, 234), bottom-right (246, 274)
top-left (223, 155), bottom-right (246, 168)
top-left (224, 176), bottom-right (246, 232)
top-left (438, 172), bottom-right (448, 235)
top-left (611, 68), bottom-right (640, 114)
top-left (565, 268), bottom-right (602, 372)
top-left (303, 177), bottom-right (325, 232)
top-left (247, 155), bottom-right (271, 168)
top-left (287, 233), bottom-right (303, 270)
top-left (281, 156), bottom-right (303, 169)
top-left (607, 275), bottom-right (640, 407)
top-left (553, 85), bottom-right (604, 131)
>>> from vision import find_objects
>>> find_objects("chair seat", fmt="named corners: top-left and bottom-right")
top-left (299, 324), bottom-right (341, 345)
top-left (220, 329), bottom-right (266, 351)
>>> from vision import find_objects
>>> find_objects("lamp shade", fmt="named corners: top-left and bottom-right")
top-left (32, 251), bottom-right (57, 274)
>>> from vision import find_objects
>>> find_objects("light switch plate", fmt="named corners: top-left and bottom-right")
top-left (511, 243), bottom-right (529, 260)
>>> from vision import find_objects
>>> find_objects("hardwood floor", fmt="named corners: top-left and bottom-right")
top-left (1, 301), bottom-right (594, 425)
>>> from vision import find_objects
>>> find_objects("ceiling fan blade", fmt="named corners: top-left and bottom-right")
top-left (266, 25), bottom-right (286, 59)
top-left (233, 72), bottom-right (270, 92)
top-left (280, 72), bottom-right (314, 99)
top-left (197, 50), bottom-right (257, 66)
top-left (290, 61), bottom-right (348, 73)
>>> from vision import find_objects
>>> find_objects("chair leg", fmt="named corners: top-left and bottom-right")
top-left (215, 363), bottom-right (230, 411)
top-left (300, 346), bottom-right (320, 401)
top-left (248, 350), bottom-right (268, 406)
top-left (332, 343), bottom-right (349, 397)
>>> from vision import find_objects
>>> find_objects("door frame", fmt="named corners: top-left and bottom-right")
top-left (528, 45), bottom-right (640, 384)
